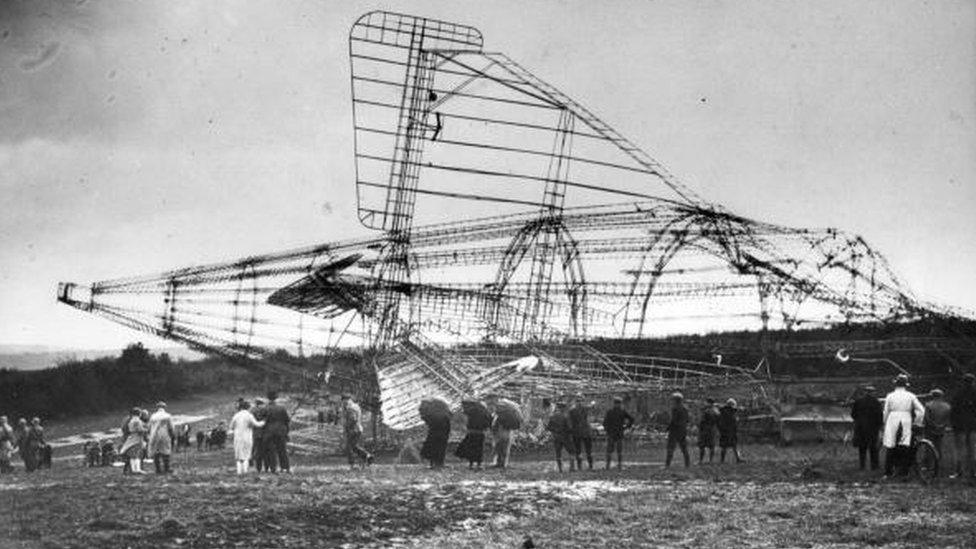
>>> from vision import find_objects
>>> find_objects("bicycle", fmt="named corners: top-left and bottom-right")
top-left (910, 426), bottom-right (941, 483)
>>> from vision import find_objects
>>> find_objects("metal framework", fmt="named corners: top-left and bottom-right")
top-left (57, 12), bottom-right (969, 430)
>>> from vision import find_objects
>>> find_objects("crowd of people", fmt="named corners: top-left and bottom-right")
top-left (4, 373), bottom-right (976, 480)
top-left (0, 416), bottom-right (51, 473)
top-left (543, 392), bottom-right (743, 471)
top-left (851, 372), bottom-right (976, 479)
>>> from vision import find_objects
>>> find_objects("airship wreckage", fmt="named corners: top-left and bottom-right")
top-left (59, 12), bottom-right (973, 429)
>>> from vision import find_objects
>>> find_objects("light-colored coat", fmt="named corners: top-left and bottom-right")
top-left (147, 409), bottom-right (175, 456)
top-left (230, 410), bottom-right (265, 461)
top-left (120, 416), bottom-right (146, 457)
top-left (882, 387), bottom-right (925, 448)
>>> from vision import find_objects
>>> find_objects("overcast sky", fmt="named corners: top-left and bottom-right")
top-left (1, 0), bottom-right (973, 350)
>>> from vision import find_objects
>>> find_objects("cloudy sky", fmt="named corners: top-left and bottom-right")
top-left (0, 0), bottom-right (973, 350)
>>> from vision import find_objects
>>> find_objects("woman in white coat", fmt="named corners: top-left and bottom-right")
top-left (229, 400), bottom-right (265, 475)
top-left (120, 407), bottom-right (147, 475)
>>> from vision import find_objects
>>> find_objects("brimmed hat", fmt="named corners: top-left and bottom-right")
top-left (612, 396), bottom-right (623, 403)
top-left (930, 388), bottom-right (945, 398)
top-left (894, 374), bottom-right (910, 387)
top-left (155, 401), bottom-right (167, 408)
top-left (671, 392), bottom-right (683, 400)
top-left (725, 398), bottom-right (737, 408)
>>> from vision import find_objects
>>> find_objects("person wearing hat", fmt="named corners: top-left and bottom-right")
top-left (14, 418), bottom-right (33, 472)
top-left (341, 393), bottom-right (374, 468)
top-left (850, 386), bottom-right (884, 470)
top-left (923, 388), bottom-right (951, 475)
top-left (546, 401), bottom-right (576, 472)
top-left (717, 398), bottom-right (743, 464)
top-left (120, 407), bottom-right (147, 475)
top-left (262, 391), bottom-right (291, 473)
top-left (602, 395), bottom-right (635, 470)
top-left (147, 401), bottom-right (176, 474)
top-left (568, 393), bottom-right (595, 470)
top-left (0, 416), bottom-right (14, 474)
top-left (665, 392), bottom-right (690, 468)
top-left (697, 398), bottom-right (720, 464)
top-left (882, 374), bottom-right (925, 478)
top-left (951, 373), bottom-right (976, 477)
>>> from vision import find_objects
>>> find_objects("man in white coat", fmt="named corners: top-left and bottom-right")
top-left (883, 374), bottom-right (925, 478)
top-left (148, 402), bottom-right (176, 474)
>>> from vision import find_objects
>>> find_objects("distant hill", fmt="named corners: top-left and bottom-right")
top-left (0, 346), bottom-right (205, 371)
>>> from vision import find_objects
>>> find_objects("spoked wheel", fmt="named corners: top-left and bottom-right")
top-left (914, 439), bottom-right (939, 483)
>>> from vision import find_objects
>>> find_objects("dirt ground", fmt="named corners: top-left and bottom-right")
top-left (2, 443), bottom-right (975, 549)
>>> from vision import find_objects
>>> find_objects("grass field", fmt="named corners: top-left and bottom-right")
top-left (3, 440), bottom-right (976, 548)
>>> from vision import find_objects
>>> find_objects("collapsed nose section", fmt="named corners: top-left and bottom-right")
top-left (57, 282), bottom-right (94, 311)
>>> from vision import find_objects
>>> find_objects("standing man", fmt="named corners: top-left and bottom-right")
top-left (0, 416), bottom-right (14, 474)
top-left (923, 388), bottom-right (951, 476)
top-left (850, 386), bottom-right (884, 471)
top-left (263, 391), bottom-right (291, 473)
top-left (490, 396), bottom-right (522, 469)
top-left (950, 373), bottom-right (976, 478)
top-left (568, 394), bottom-right (594, 471)
top-left (147, 401), bottom-right (176, 474)
top-left (26, 418), bottom-right (46, 472)
top-left (665, 392), bottom-right (690, 468)
top-left (602, 396), bottom-right (634, 470)
top-left (697, 398), bottom-right (720, 464)
top-left (251, 398), bottom-right (267, 472)
top-left (882, 374), bottom-right (925, 478)
top-left (545, 401), bottom-right (575, 472)
top-left (718, 399), bottom-right (743, 464)
top-left (341, 393), bottom-right (373, 468)
top-left (15, 418), bottom-right (33, 472)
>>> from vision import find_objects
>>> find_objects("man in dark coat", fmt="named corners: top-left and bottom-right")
top-left (718, 399), bottom-right (743, 463)
top-left (15, 419), bottom-right (33, 472)
top-left (262, 391), bottom-right (291, 473)
top-left (546, 401), bottom-right (576, 472)
top-left (698, 398), bottom-right (720, 464)
top-left (251, 398), bottom-right (268, 472)
top-left (568, 394), bottom-right (594, 470)
top-left (923, 388), bottom-right (951, 476)
top-left (665, 392), bottom-right (690, 468)
top-left (26, 418), bottom-right (46, 472)
top-left (602, 396), bottom-right (634, 469)
top-left (951, 373), bottom-right (976, 478)
top-left (850, 385), bottom-right (884, 470)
